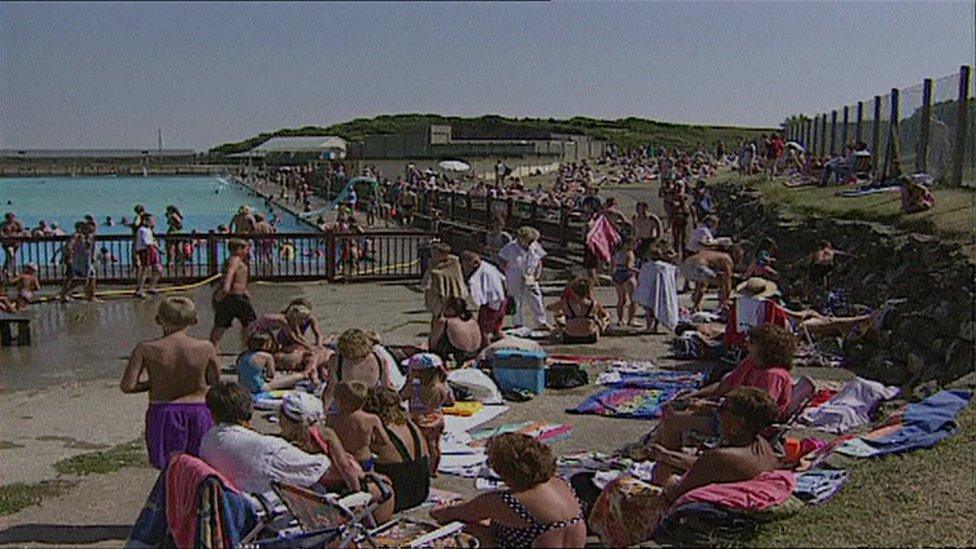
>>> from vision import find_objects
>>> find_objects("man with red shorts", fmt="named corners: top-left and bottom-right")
top-left (461, 251), bottom-right (508, 346)
top-left (135, 214), bottom-right (163, 298)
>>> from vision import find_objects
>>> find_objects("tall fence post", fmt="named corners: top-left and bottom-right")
top-left (872, 96), bottom-right (882, 176)
top-left (855, 101), bottom-right (864, 143)
top-left (918, 78), bottom-right (933, 173)
top-left (325, 229), bottom-right (336, 281)
top-left (841, 106), bottom-right (849, 149)
top-left (206, 231), bottom-right (218, 277)
top-left (820, 113), bottom-right (828, 156)
top-left (829, 110), bottom-right (838, 155)
top-left (883, 88), bottom-right (900, 180)
top-left (812, 117), bottom-right (819, 156)
top-left (952, 65), bottom-right (971, 187)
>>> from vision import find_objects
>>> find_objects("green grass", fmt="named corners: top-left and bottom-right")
top-left (0, 480), bottom-right (77, 516)
top-left (736, 175), bottom-right (976, 242)
top-left (209, 113), bottom-right (771, 155)
top-left (53, 440), bottom-right (148, 476)
top-left (751, 404), bottom-right (976, 547)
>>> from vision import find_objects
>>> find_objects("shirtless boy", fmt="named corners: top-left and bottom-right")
top-left (120, 297), bottom-right (220, 469)
top-left (326, 380), bottom-right (391, 469)
top-left (210, 239), bottom-right (257, 351)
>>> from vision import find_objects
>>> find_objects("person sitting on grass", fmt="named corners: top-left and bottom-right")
top-left (547, 277), bottom-right (610, 344)
top-left (583, 388), bottom-right (782, 547)
top-left (236, 331), bottom-right (310, 394)
top-left (639, 324), bottom-right (796, 454)
top-left (430, 433), bottom-right (586, 548)
top-left (120, 297), bottom-right (220, 469)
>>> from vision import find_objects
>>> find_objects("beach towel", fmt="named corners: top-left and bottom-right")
top-left (446, 368), bottom-right (503, 404)
top-left (836, 389), bottom-right (972, 458)
top-left (166, 453), bottom-right (243, 549)
top-left (671, 470), bottom-right (797, 512)
top-left (567, 371), bottom-right (704, 419)
top-left (635, 260), bottom-right (680, 331)
top-left (586, 215), bottom-right (621, 263)
top-left (253, 389), bottom-right (290, 410)
top-left (735, 297), bottom-right (767, 332)
top-left (836, 186), bottom-right (901, 198)
top-left (467, 421), bottom-right (574, 447)
top-left (798, 377), bottom-right (900, 434)
top-left (442, 401), bottom-right (484, 417)
top-left (127, 470), bottom-right (172, 547)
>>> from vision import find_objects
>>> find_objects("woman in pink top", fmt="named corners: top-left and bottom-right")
top-left (635, 324), bottom-right (796, 454)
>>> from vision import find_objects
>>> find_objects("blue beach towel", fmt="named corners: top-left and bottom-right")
top-left (862, 389), bottom-right (972, 456)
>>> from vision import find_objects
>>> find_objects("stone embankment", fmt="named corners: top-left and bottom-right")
top-left (713, 182), bottom-right (975, 388)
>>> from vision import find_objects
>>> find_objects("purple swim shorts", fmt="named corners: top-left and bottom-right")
top-left (145, 402), bottom-right (214, 469)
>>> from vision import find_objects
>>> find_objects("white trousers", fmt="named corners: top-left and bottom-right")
top-left (510, 282), bottom-right (548, 328)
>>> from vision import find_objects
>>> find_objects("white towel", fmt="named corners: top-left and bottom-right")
top-left (635, 261), bottom-right (680, 331)
top-left (736, 297), bottom-right (767, 332)
top-left (468, 261), bottom-right (507, 309)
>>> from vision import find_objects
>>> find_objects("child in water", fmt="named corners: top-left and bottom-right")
top-left (401, 353), bottom-right (455, 476)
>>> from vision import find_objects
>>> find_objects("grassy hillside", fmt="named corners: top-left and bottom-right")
top-left (209, 114), bottom-right (773, 156)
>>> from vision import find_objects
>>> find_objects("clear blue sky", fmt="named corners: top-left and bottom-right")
top-left (1, 1), bottom-right (972, 151)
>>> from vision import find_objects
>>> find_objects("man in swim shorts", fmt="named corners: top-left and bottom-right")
top-left (120, 297), bottom-right (220, 469)
top-left (681, 249), bottom-right (734, 312)
top-left (135, 214), bottom-right (163, 298)
top-left (210, 239), bottom-right (257, 351)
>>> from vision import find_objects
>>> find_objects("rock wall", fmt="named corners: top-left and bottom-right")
top-left (713, 182), bottom-right (975, 388)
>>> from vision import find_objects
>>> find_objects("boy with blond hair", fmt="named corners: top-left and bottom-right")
top-left (210, 239), bottom-right (256, 350)
top-left (121, 297), bottom-right (220, 469)
top-left (326, 380), bottom-right (391, 468)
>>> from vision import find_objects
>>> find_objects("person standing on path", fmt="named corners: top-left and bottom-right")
top-left (121, 297), bottom-right (220, 469)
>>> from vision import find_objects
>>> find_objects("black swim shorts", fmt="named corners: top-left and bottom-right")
top-left (213, 293), bottom-right (257, 329)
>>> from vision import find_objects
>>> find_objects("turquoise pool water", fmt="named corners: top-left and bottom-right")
top-left (0, 176), bottom-right (312, 234)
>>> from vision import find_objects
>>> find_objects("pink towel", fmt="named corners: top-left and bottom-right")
top-left (670, 470), bottom-right (796, 513)
top-left (586, 215), bottom-right (621, 263)
top-left (166, 453), bottom-right (240, 549)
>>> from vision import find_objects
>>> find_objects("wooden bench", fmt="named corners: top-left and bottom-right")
top-left (0, 313), bottom-right (31, 346)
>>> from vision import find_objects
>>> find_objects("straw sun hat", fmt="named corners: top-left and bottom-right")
top-left (735, 277), bottom-right (780, 299)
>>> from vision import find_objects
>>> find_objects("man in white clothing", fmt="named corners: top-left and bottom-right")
top-left (687, 215), bottom-right (720, 255)
top-left (498, 226), bottom-right (551, 330)
top-left (462, 250), bottom-right (508, 345)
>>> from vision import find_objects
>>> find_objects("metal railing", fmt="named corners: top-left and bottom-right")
top-left (3, 230), bottom-right (431, 284)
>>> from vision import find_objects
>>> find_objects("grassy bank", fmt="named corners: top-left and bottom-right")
top-left (0, 440), bottom-right (148, 517)
top-left (731, 174), bottom-right (976, 243)
top-left (753, 404), bottom-right (976, 547)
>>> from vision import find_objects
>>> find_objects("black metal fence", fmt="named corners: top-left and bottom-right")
top-left (3, 230), bottom-right (431, 284)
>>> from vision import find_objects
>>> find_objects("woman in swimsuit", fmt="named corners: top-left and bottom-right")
top-left (610, 237), bottom-right (639, 327)
top-left (431, 432), bottom-right (585, 548)
top-left (428, 297), bottom-right (482, 364)
top-left (547, 277), bottom-right (609, 344)
top-left (322, 328), bottom-right (392, 411)
top-left (363, 386), bottom-right (431, 513)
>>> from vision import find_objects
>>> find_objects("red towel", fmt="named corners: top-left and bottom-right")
top-left (166, 453), bottom-right (240, 549)
top-left (586, 215), bottom-right (620, 264)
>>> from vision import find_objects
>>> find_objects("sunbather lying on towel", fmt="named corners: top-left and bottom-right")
top-left (582, 388), bottom-right (783, 547)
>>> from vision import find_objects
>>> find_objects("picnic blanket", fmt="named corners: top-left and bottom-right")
top-left (798, 377), bottom-right (900, 434)
top-left (568, 370), bottom-right (704, 419)
top-left (835, 389), bottom-right (972, 458)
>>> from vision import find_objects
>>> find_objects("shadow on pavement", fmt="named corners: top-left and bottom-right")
top-left (0, 524), bottom-right (130, 545)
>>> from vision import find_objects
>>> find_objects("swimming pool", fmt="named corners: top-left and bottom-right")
top-left (0, 175), bottom-right (313, 234)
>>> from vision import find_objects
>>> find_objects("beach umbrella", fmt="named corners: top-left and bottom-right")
top-left (438, 160), bottom-right (471, 172)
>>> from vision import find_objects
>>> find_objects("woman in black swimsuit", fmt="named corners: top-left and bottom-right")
top-left (363, 386), bottom-right (431, 512)
top-left (322, 329), bottom-right (391, 411)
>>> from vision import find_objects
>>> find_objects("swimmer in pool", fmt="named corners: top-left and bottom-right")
top-left (105, 216), bottom-right (115, 227)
